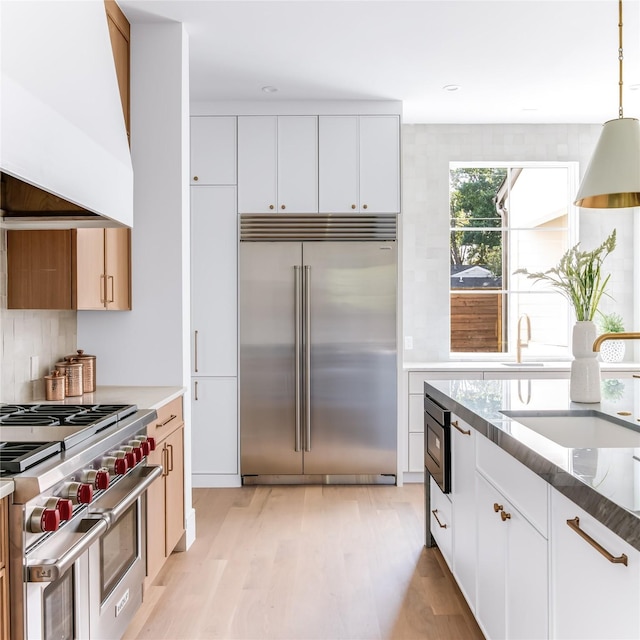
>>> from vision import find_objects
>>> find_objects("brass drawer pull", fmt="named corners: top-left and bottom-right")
top-left (567, 517), bottom-right (628, 566)
top-left (452, 420), bottom-right (471, 436)
top-left (493, 503), bottom-right (503, 513)
top-left (157, 414), bottom-right (177, 428)
top-left (431, 509), bottom-right (447, 529)
top-left (501, 511), bottom-right (511, 522)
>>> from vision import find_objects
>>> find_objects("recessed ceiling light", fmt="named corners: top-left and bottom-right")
top-left (261, 86), bottom-right (278, 94)
top-left (442, 84), bottom-right (461, 92)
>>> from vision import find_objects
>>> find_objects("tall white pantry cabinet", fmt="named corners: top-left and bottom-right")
top-left (189, 109), bottom-right (401, 486)
top-left (190, 116), bottom-right (239, 486)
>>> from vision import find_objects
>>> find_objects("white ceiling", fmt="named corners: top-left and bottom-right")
top-left (119, 0), bottom-right (640, 124)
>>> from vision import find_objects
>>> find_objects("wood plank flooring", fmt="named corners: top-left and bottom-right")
top-left (124, 485), bottom-right (483, 640)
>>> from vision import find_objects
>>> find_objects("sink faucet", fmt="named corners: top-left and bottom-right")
top-left (592, 332), bottom-right (640, 351)
top-left (516, 314), bottom-right (531, 363)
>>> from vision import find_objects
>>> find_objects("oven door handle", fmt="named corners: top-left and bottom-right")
top-left (90, 464), bottom-right (162, 528)
top-left (27, 517), bottom-right (108, 583)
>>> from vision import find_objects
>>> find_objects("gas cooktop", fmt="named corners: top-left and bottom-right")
top-left (0, 404), bottom-right (138, 474)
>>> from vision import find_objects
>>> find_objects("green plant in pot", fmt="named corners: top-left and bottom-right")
top-left (597, 311), bottom-right (626, 363)
top-left (514, 229), bottom-right (617, 403)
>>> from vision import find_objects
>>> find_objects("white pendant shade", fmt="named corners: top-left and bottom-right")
top-left (574, 117), bottom-right (640, 208)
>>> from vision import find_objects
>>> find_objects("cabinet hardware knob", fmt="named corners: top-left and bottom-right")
top-left (452, 420), bottom-right (471, 436)
top-left (362, 204), bottom-right (368, 209)
top-left (493, 503), bottom-right (503, 513)
top-left (351, 204), bottom-right (356, 209)
top-left (281, 204), bottom-right (286, 210)
top-left (193, 176), bottom-right (199, 181)
top-left (501, 511), bottom-right (511, 522)
top-left (269, 204), bottom-right (275, 210)
top-left (566, 517), bottom-right (628, 565)
top-left (431, 509), bottom-right (447, 529)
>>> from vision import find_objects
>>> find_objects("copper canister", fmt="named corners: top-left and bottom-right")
top-left (44, 370), bottom-right (66, 401)
top-left (55, 360), bottom-right (84, 397)
top-left (70, 349), bottom-right (96, 393)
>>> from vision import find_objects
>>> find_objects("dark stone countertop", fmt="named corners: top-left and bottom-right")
top-left (424, 377), bottom-right (640, 551)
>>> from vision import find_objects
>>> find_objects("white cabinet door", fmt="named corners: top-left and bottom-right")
top-left (451, 416), bottom-right (477, 612)
top-left (277, 116), bottom-right (318, 213)
top-left (237, 116), bottom-right (278, 213)
top-left (551, 488), bottom-right (640, 640)
top-left (476, 471), bottom-right (548, 640)
top-left (191, 186), bottom-right (237, 376)
top-left (359, 115), bottom-right (400, 213)
top-left (318, 116), bottom-right (358, 213)
top-left (191, 377), bottom-right (238, 475)
top-left (190, 116), bottom-right (236, 185)
top-left (476, 472), bottom-right (507, 640)
top-left (318, 115), bottom-right (400, 214)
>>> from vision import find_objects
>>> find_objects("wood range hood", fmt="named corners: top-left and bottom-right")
top-left (0, 1), bottom-right (133, 230)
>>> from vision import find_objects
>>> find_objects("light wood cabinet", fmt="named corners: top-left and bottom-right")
top-left (318, 115), bottom-right (400, 213)
top-left (104, 0), bottom-right (130, 140)
top-left (550, 488), bottom-right (640, 639)
top-left (0, 497), bottom-right (9, 640)
top-left (237, 115), bottom-right (318, 214)
top-left (7, 228), bottom-right (131, 310)
top-left (190, 116), bottom-right (237, 185)
top-left (145, 396), bottom-right (185, 589)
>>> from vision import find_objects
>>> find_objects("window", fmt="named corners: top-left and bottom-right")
top-left (449, 163), bottom-right (578, 358)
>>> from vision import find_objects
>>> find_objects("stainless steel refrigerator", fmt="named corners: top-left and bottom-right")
top-left (239, 215), bottom-right (397, 483)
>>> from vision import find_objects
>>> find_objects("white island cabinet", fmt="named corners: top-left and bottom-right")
top-left (550, 488), bottom-right (640, 640)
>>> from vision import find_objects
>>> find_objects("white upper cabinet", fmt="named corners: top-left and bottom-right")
top-left (237, 116), bottom-right (317, 213)
top-left (190, 116), bottom-right (237, 185)
top-left (319, 115), bottom-right (400, 214)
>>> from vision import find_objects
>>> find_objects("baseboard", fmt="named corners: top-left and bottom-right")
top-left (192, 474), bottom-right (242, 488)
top-left (176, 507), bottom-right (196, 552)
top-left (403, 471), bottom-right (425, 484)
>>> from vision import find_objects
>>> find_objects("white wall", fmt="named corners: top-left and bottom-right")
top-left (76, 22), bottom-right (194, 547)
top-left (402, 124), bottom-right (637, 363)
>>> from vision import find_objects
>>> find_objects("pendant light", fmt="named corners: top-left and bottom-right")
top-left (574, 0), bottom-right (640, 209)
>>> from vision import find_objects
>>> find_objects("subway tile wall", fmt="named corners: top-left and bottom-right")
top-left (401, 123), bottom-right (636, 363)
top-left (0, 230), bottom-right (77, 402)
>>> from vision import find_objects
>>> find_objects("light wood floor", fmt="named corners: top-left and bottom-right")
top-left (124, 484), bottom-right (483, 640)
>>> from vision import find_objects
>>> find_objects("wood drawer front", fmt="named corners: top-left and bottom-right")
top-left (476, 434), bottom-right (548, 537)
top-left (148, 396), bottom-right (184, 441)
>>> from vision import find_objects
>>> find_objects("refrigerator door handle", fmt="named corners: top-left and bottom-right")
top-left (294, 266), bottom-right (302, 452)
top-left (304, 265), bottom-right (312, 452)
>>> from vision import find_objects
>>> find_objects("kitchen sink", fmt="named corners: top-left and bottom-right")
top-left (500, 409), bottom-right (640, 448)
top-left (501, 362), bottom-right (544, 367)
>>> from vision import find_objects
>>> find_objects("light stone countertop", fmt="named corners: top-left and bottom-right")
top-left (424, 376), bottom-right (640, 550)
top-left (404, 360), bottom-right (640, 373)
top-left (0, 480), bottom-right (15, 500)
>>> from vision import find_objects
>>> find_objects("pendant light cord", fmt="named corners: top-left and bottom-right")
top-left (618, 0), bottom-right (624, 118)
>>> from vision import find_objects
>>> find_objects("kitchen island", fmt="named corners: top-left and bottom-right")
top-left (424, 376), bottom-right (640, 640)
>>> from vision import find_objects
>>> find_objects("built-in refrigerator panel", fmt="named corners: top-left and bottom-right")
top-left (240, 222), bottom-right (397, 481)
top-left (302, 241), bottom-right (397, 475)
top-left (240, 242), bottom-right (303, 475)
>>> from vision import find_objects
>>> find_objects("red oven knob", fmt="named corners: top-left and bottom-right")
top-left (46, 497), bottom-right (73, 521)
top-left (121, 446), bottom-right (135, 468)
top-left (103, 453), bottom-right (129, 475)
top-left (128, 440), bottom-right (143, 462)
top-left (66, 482), bottom-right (94, 504)
top-left (147, 436), bottom-right (156, 452)
top-left (114, 457), bottom-right (128, 475)
top-left (29, 507), bottom-right (60, 533)
top-left (82, 468), bottom-right (110, 491)
top-left (140, 440), bottom-right (150, 456)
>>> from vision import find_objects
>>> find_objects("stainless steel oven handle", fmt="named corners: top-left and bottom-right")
top-left (27, 517), bottom-right (108, 583)
top-left (90, 465), bottom-right (162, 528)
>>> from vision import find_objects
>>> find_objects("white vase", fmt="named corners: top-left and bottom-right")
top-left (599, 339), bottom-right (626, 363)
top-left (570, 321), bottom-right (601, 403)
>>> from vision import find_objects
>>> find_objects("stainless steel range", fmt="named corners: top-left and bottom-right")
top-left (1, 403), bottom-right (161, 640)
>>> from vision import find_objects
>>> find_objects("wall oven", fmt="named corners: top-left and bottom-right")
top-left (3, 404), bottom-right (159, 640)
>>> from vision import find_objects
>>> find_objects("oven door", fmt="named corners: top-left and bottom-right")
top-left (25, 516), bottom-right (107, 640)
top-left (424, 410), bottom-right (451, 494)
top-left (87, 464), bottom-right (161, 640)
